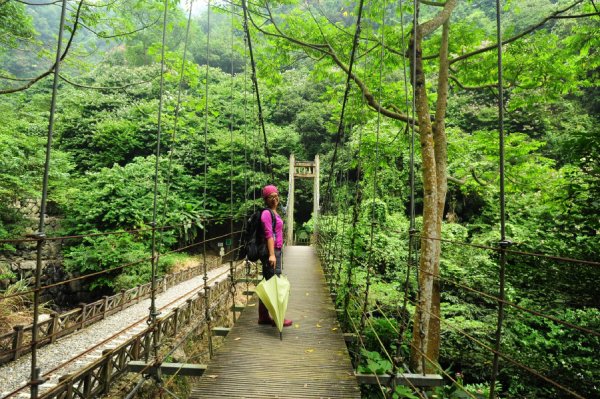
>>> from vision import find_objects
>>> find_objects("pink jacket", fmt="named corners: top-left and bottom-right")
top-left (261, 210), bottom-right (284, 249)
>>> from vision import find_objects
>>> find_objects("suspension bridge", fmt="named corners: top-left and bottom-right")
top-left (1, 0), bottom-right (598, 398)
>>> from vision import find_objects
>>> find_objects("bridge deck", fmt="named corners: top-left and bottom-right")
top-left (190, 246), bottom-right (361, 399)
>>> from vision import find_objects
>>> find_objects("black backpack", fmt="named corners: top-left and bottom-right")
top-left (238, 208), bottom-right (276, 262)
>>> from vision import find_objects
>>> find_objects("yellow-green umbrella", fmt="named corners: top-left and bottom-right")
top-left (255, 275), bottom-right (290, 339)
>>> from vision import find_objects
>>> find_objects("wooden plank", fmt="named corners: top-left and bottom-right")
top-left (294, 161), bottom-right (315, 167)
top-left (355, 372), bottom-right (444, 387)
top-left (127, 361), bottom-right (207, 376)
top-left (211, 327), bottom-right (231, 337)
top-left (191, 246), bottom-right (361, 399)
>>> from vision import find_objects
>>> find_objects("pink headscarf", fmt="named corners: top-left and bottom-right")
top-left (262, 185), bottom-right (278, 200)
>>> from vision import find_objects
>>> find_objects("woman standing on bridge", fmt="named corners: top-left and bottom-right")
top-left (258, 184), bottom-right (293, 327)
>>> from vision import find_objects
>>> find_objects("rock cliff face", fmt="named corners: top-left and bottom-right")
top-left (0, 200), bottom-right (67, 303)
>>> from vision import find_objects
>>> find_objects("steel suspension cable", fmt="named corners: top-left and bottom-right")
top-left (416, 266), bottom-right (600, 337)
top-left (203, 0), bottom-right (214, 359)
top-left (393, 0), bottom-right (420, 385)
top-left (324, 0), bottom-right (366, 206)
top-left (146, 3), bottom-right (170, 373)
top-left (490, 0), bottom-right (509, 396)
top-left (402, 295), bottom-right (587, 399)
top-left (408, 232), bottom-right (600, 267)
top-left (328, 170), bottom-right (345, 288)
top-left (242, 8), bottom-right (253, 304)
top-left (241, 0), bottom-right (273, 180)
top-left (344, 129), bottom-right (364, 328)
top-left (334, 172), bottom-right (351, 288)
top-left (409, 0), bottom-right (428, 376)
top-left (29, 2), bottom-right (68, 397)
top-left (157, 0), bottom-right (196, 252)
top-left (243, 24), bottom-right (249, 210)
top-left (0, 231), bottom-right (240, 305)
top-left (343, 85), bottom-right (367, 330)
top-left (228, 0), bottom-right (237, 324)
top-left (357, 0), bottom-right (386, 373)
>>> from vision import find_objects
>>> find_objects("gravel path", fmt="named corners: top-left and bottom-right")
top-left (0, 263), bottom-right (234, 398)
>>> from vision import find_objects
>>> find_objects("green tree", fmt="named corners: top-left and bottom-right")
top-left (244, 0), bottom-right (599, 372)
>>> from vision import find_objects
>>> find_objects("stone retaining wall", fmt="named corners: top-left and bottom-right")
top-left (0, 200), bottom-right (64, 298)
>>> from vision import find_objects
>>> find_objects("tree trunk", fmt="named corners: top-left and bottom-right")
top-left (409, 28), bottom-right (440, 374)
top-left (410, 3), bottom-right (456, 373)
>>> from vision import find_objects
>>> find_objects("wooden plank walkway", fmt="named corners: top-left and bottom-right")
top-left (190, 246), bottom-right (361, 399)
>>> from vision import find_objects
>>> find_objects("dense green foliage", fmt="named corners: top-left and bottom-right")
top-left (0, 0), bottom-right (598, 398)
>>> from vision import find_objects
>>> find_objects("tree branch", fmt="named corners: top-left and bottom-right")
top-left (449, 74), bottom-right (497, 90)
top-left (58, 73), bottom-right (160, 91)
top-left (11, 0), bottom-right (62, 5)
top-left (551, 12), bottom-right (600, 18)
top-left (418, 0), bottom-right (458, 37)
top-left (78, 15), bottom-right (161, 39)
top-left (447, 175), bottom-right (467, 185)
top-left (420, 0), bottom-right (446, 6)
top-left (471, 168), bottom-right (488, 186)
top-left (253, 1), bottom-right (415, 125)
top-left (247, 2), bottom-right (329, 53)
top-left (327, 45), bottom-right (415, 124)
top-left (447, 168), bottom-right (488, 186)
top-left (449, 0), bottom-right (585, 65)
top-left (0, 0), bottom-right (84, 95)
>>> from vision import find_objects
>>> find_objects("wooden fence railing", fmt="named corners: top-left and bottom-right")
top-left (38, 263), bottom-right (245, 399)
top-left (0, 265), bottom-right (207, 365)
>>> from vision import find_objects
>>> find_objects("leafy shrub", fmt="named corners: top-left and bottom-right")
top-left (358, 348), bottom-right (392, 375)
top-left (64, 234), bottom-right (151, 292)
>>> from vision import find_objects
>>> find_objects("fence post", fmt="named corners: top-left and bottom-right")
top-left (83, 370), bottom-right (92, 398)
top-left (58, 374), bottom-right (73, 399)
top-left (12, 325), bottom-right (24, 361)
top-left (101, 349), bottom-right (113, 394)
top-left (173, 308), bottom-right (179, 335)
top-left (120, 289), bottom-right (126, 310)
top-left (187, 298), bottom-right (194, 317)
top-left (49, 312), bottom-right (59, 343)
top-left (102, 296), bottom-right (109, 319)
top-left (79, 303), bottom-right (87, 329)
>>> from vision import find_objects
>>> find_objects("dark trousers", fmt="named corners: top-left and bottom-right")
top-left (260, 248), bottom-right (282, 280)
top-left (258, 248), bottom-right (282, 321)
